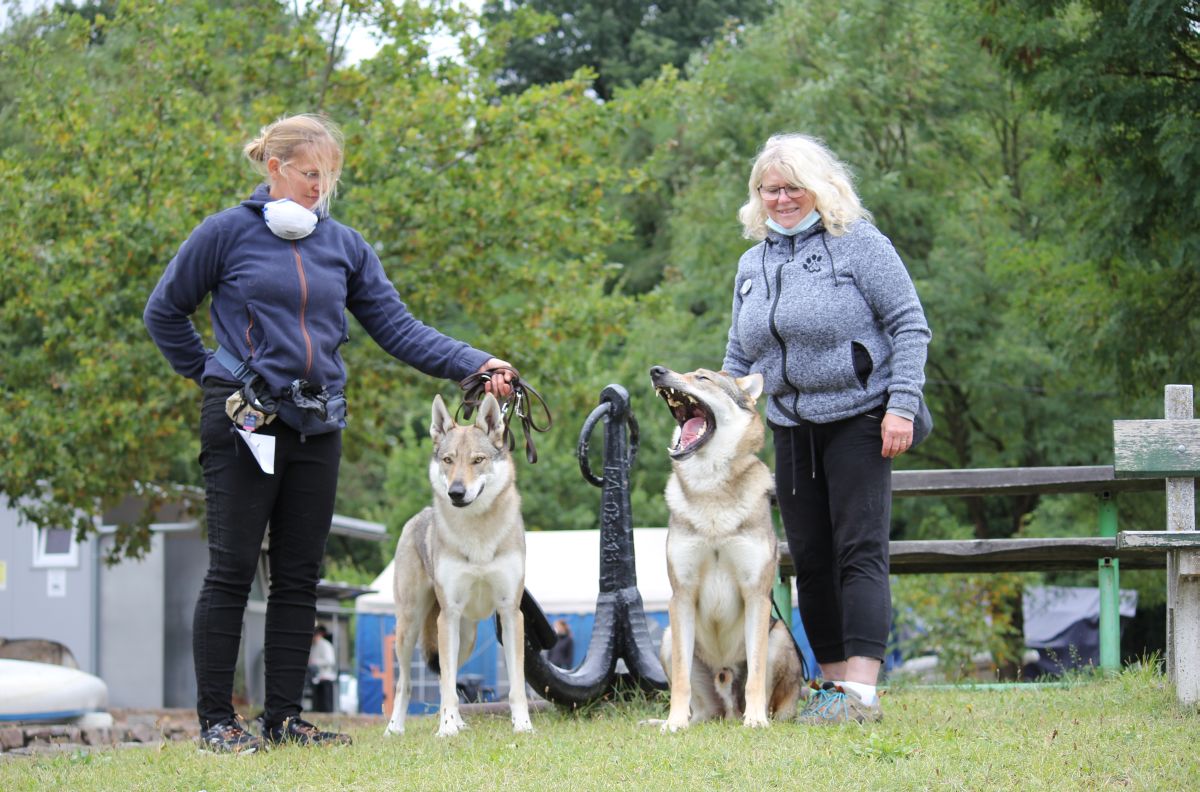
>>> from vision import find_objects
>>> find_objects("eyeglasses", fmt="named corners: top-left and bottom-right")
top-left (284, 162), bottom-right (322, 182)
top-left (758, 185), bottom-right (806, 200)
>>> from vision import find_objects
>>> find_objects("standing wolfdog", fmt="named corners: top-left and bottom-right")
top-left (384, 393), bottom-right (533, 738)
top-left (650, 366), bottom-right (802, 732)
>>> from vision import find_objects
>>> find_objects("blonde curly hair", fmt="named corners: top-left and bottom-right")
top-left (738, 133), bottom-right (871, 240)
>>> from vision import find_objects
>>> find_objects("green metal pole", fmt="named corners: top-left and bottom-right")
top-left (773, 513), bottom-right (793, 627)
top-left (1097, 492), bottom-right (1120, 674)
top-left (774, 575), bottom-right (793, 626)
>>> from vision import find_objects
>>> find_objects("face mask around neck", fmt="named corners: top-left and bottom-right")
top-left (263, 198), bottom-right (318, 240)
top-left (766, 209), bottom-right (820, 237)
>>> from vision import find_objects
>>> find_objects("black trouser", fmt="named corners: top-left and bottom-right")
top-left (195, 379), bottom-right (341, 729)
top-left (310, 678), bottom-right (337, 713)
top-left (772, 409), bottom-right (892, 665)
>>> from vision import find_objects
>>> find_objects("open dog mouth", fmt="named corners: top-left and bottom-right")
top-left (655, 385), bottom-right (716, 459)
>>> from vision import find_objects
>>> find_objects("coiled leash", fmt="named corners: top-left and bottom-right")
top-left (457, 366), bottom-right (552, 463)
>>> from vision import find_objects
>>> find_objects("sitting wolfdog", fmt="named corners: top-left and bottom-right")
top-left (650, 366), bottom-right (802, 731)
top-left (384, 393), bottom-right (533, 738)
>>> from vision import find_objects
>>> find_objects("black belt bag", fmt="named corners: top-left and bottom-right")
top-left (215, 345), bottom-right (347, 429)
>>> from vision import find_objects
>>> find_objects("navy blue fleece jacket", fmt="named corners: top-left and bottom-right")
top-left (144, 186), bottom-right (491, 432)
top-left (723, 219), bottom-right (930, 427)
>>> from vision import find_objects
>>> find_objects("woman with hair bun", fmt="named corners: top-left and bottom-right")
top-left (723, 133), bottom-right (931, 724)
top-left (145, 114), bottom-right (515, 752)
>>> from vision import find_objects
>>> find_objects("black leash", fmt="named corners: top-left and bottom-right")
top-left (457, 366), bottom-right (552, 463)
top-left (771, 591), bottom-right (812, 682)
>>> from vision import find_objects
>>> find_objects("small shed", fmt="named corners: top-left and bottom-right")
top-left (0, 494), bottom-right (385, 712)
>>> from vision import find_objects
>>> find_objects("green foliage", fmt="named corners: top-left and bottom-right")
top-left (0, 0), bottom-right (320, 556)
top-left (625, 0), bottom-right (1128, 547)
top-left (0, 0), bottom-right (647, 558)
top-left (973, 0), bottom-right (1200, 396)
top-left (892, 572), bottom-right (1029, 680)
top-left (479, 0), bottom-right (772, 101)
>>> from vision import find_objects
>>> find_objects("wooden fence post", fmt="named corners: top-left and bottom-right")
top-left (1165, 385), bottom-right (1198, 704)
top-left (1113, 384), bottom-right (1200, 706)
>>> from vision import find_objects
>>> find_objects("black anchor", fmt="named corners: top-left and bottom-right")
top-left (503, 384), bottom-right (668, 706)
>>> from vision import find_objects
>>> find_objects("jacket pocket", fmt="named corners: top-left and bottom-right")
top-left (851, 341), bottom-right (873, 389)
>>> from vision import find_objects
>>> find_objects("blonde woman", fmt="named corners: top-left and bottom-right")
top-left (723, 133), bottom-right (931, 723)
top-left (145, 114), bottom-right (513, 752)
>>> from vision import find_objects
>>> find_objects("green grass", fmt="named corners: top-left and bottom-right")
top-left (4, 665), bottom-right (1198, 791)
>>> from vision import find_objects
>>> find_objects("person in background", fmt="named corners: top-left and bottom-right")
top-left (309, 625), bottom-right (338, 713)
top-left (723, 133), bottom-right (931, 724)
top-left (144, 113), bottom-right (515, 753)
top-left (546, 619), bottom-right (575, 669)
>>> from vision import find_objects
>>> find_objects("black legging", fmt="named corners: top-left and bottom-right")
top-left (772, 409), bottom-right (892, 665)
top-left (194, 379), bottom-right (341, 729)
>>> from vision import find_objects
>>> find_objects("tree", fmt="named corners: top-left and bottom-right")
top-left (0, 0), bottom-right (326, 558)
top-left (479, 0), bottom-right (772, 101)
top-left (0, 0), bottom-right (644, 560)
top-left (973, 0), bottom-right (1200, 400)
top-left (618, 0), bottom-right (1129, 545)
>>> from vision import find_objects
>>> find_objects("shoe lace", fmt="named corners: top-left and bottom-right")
top-left (285, 717), bottom-right (321, 736)
top-left (212, 717), bottom-right (251, 739)
top-left (803, 686), bottom-right (851, 721)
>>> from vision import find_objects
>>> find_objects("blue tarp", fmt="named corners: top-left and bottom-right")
top-left (357, 608), bottom-right (817, 715)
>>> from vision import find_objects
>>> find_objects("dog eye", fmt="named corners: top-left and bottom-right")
top-left (442, 456), bottom-right (453, 464)
top-left (472, 455), bottom-right (486, 465)
top-left (696, 375), bottom-right (709, 381)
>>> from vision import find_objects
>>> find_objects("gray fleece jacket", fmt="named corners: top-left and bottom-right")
top-left (723, 219), bottom-right (930, 427)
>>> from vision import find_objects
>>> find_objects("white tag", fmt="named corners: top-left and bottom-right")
top-left (236, 428), bottom-right (276, 474)
top-left (47, 569), bottom-right (67, 597)
top-left (740, 279), bottom-right (753, 296)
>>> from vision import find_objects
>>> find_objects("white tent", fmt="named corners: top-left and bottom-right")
top-left (356, 527), bottom-right (672, 617)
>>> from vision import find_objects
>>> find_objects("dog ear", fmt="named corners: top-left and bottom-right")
top-left (475, 393), bottom-right (506, 446)
top-left (430, 394), bottom-right (456, 443)
top-left (737, 373), bottom-right (764, 402)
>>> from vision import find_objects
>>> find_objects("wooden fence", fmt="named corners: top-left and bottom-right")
top-left (776, 384), bottom-right (1200, 706)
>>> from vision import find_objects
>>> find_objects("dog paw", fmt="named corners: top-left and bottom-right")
top-left (436, 720), bottom-right (464, 738)
top-left (661, 715), bottom-right (689, 733)
top-left (383, 722), bottom-right (405, 737)
top-left (437, 710), bottom-right (467, 738)
top-left (512, 717), bottom-right (534, 734)
top-left (743, 714), bottom-right (770, 729)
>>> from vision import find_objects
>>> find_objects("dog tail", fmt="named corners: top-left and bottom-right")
top-left (714, 667), bottom-right (739, 719)
top-left (421, 602), bottom-right (441, 674)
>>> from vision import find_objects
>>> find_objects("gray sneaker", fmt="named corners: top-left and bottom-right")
top-left (797, 683), bottom-right (882, 724)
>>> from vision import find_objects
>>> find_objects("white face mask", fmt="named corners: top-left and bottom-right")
top-left (263, 199), bottom-right (318, 240)
top-left (766, 210), bottom-right (821, 237)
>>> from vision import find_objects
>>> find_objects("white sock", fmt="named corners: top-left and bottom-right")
top-left (838, 680), bottom-right (877, 705)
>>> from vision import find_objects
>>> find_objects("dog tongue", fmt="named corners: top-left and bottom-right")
top-left (679, 416), bottom-right (706, 448)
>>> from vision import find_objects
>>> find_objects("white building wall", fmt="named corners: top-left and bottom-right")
top-left (0, 503), bottom-right (97, 673)
top-left (98, 532), bottom-right (166, 708)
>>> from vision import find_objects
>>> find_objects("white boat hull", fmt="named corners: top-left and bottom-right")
top-left (0, 659), bottom-right (108, 722)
